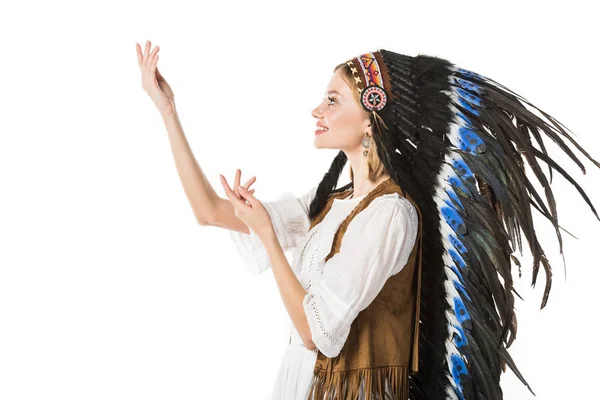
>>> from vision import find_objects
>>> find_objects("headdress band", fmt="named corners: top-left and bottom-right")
top-left (345, 50), bottom-right (393, 113)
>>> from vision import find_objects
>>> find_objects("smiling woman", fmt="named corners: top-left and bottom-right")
top-left (312, 65), bottom-right (386, 182)
top-left (297, 49), bottom-right (600, 400)
top-left (136, 41), bottom-right (600, 399)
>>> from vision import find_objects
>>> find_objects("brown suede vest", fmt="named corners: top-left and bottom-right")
top-left (306, 177), bottom-right (423, 400)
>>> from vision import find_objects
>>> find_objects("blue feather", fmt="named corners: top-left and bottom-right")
top-left (453, 297), bottom-right (471, 324)
top-left (450, 353), bottom-right (468, 394)
top-left (455, 87), bottom-right (483, 107)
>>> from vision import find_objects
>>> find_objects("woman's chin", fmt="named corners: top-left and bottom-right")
top-left (313, 140), bottom-right (327, 149)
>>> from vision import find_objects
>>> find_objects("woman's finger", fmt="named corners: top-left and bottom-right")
top-left (219, 174), bottom-right (237, 202)
top-left (150, 49), bottom-right (159, 75)
top-left (219, 174), bottom-right (247, 209)
top-left (151, 45), bottom-right (159, 65)
top-left (234, 169), bottom-right (242, 198)
top-left (237, 170), bottom-right (256, 194)
top-left (243, 175), bottom-right (257, 189)
top-left (135, 43), bottom-right (143, 67)
top-left (237, 185), bottom-right (258, 208)
top-left (146, 44), bottom-right (157, 69)
top-left (144, 40), bottom-right (151, 64)
top-left (235, 169), bottom-right (256, 197)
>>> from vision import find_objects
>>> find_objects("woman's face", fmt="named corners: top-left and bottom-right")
top-left (311, 69), bottom-right (371, 150)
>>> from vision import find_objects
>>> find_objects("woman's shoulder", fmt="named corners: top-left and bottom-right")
top-left (366, 193), bottom-right (419, 226)
top-left (370, 192), bottom-right (416, 209)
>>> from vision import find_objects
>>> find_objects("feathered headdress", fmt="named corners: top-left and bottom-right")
top-left (328, 49), bottom-right (600, 399)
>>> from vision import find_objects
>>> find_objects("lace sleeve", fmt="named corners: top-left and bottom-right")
top-left (229, 185), bottom-right (318, 275)
top-left (301, 196), bottom-right (418, 357)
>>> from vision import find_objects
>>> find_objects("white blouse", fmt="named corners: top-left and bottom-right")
top-left (229, 185), bottom-right (419, 399)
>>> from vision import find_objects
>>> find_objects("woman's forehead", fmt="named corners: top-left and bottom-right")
top-left (326, 72), bottom-right (350, 95)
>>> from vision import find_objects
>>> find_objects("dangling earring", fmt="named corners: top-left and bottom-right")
top-left (362, 132), bottom-right (371, 180)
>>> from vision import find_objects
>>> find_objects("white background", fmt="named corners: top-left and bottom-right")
top-left (1, 0), bottom-right (599, 399)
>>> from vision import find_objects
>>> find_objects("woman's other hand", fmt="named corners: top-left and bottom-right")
top-left (219, 170), bottom-right (275, 240)
top-left (136, 40), bottom-right (175, 115)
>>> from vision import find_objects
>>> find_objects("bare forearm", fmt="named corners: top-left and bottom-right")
top-left (262, 230), bottom-right (315, 349)
top-left (160, 109), bottom-right (218, 224)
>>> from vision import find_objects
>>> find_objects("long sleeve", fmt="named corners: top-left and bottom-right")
top-left (229, 185), bottom-right (318, 276)
top-left (302, 196), bottom-right (419, 357)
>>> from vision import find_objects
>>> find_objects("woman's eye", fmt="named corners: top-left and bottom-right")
top-left (327, 96), bottom-right (336, 105)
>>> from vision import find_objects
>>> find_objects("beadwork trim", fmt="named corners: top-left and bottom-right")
top-left (346, 51), bottom-right (390, 112)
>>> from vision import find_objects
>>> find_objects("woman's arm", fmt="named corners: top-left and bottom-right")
top-left (136, 40), bottom-right (255, 232)
top-left (261, 223), bottom-right (315, 350)
top-left (161, 109), bottom-right (254, 232)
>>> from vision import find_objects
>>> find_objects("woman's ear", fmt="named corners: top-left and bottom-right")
top-left (363, 118), bottom-right (373, 135)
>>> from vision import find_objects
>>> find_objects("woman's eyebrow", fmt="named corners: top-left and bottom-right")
top-left (325, 90), bottom-right (342, 95)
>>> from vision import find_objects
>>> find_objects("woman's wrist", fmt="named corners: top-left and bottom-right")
top-left (260, 226), bottom-right (278, 249)
top-left (159, 103), bottom-right (176, 119)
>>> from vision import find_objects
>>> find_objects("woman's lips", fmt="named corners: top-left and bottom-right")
top-left (315, 128), bottom-right (328, 135)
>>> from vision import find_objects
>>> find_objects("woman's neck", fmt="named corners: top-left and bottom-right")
top-left (351, 174), bottom-right (391, 198)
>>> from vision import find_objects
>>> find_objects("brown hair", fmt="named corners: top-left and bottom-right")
top-left (333, 63), bottom-right (387, 181)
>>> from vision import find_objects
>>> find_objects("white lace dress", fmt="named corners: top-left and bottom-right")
top-left (229, 185), bottom-right (419, 400)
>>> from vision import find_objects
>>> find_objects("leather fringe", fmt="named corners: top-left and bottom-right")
top-left (307, 365), bottom-right (409, 400)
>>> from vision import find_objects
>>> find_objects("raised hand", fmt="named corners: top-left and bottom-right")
top-left (136, 40), bottom-right (175, 114)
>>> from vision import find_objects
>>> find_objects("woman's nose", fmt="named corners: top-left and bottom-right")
top-left (311, 104), bottom-right (322, 119)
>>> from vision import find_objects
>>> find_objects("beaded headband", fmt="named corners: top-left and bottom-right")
top-left (345, 50), bottom-right (394, 113)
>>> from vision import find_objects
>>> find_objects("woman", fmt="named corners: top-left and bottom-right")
top-left (136, 41), bottom-right (600, 399)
